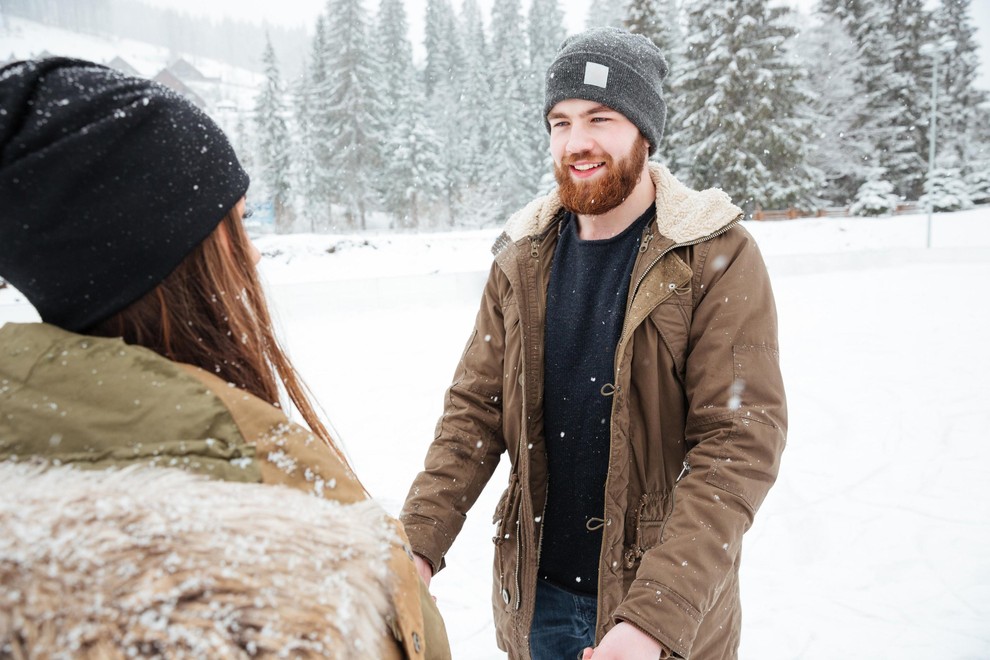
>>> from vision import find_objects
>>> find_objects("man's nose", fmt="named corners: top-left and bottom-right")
top-left (565, 124), bottom-right (595, 155)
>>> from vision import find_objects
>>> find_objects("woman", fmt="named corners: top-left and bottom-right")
top-left (0, 58), bottom-right (448, 659)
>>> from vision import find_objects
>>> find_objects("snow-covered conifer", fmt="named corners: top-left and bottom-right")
top-left (323, 0), bottom-right (384, 229)
top-left (931, 0), bottom-right (988, 170)
top-left (800, 13), bottom-right (874, 204)
top-left (307, 15), bottom-right (336, 229)
top-left (624, 0), bottom-right (683, 55)
top-left (377, 0), bottom-right (444, 228)
top-left (291, 64), bottom-right (319, 230)
top-left (585, 3), bottom-right (625, 29)
top-left (850, 177), bottom-right (898, 216)
top-left (525, 0), bottom-right (565, 195)
top-left (967, 168), bottom-right (990, 205)
top-left (232, 111), bottom-right (255, 179)
top-left (456, 0), bottom-right (501, 223)
top-left (826, 0), bottom-right (934, 199)
top-left (920, 168), bottom-right (974, 211)
top-left (254, 35), bottom-right (293, 233)
top-left (490, 0), bottom-right (539, 215)
top-left (672, 0), bottom-right (818, 210)
top-left (422, 0), bottom-right (469, 225)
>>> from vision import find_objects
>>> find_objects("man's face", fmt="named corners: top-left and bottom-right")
top-left (548, 99), bottom-right (649, 216)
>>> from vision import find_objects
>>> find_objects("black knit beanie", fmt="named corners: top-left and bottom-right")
top-left (543, 27), bottom-right (669, 155)
top-left (0, 57), bottom-right (249, 332)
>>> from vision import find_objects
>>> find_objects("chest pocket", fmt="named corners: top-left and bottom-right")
top-left (648, 289), bottom-right (691, 383)
top-left (628, 248), bottom-right (693, 377)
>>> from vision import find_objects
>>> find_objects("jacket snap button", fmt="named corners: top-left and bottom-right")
top-left (501, 588), bottom-right (510, 604)
top-left (412, 631), bottom-right (422, 653)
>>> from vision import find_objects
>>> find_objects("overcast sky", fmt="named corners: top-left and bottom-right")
top-left (142, 0), bottom-right (990, 90)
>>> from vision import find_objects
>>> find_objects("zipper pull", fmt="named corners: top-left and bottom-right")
top-left (676, 460), bottom-right (691, 482)
top-left (530, 237), bottom-right (541, 259)
top-left (639, 231), bottom-right (653, 253)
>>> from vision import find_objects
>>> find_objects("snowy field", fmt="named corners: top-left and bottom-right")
top-left (2, 208), bottom-right (989, 658)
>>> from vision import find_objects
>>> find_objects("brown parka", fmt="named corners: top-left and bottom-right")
top-left (401, 163), bottom-right (787, 659)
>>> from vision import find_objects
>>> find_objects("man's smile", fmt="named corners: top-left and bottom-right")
top-left (568, 161), bottom-right (606, 178)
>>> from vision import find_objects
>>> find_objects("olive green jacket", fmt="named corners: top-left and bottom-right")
top-left (401, 163), bottom-right (787, 659)
top-left (0, 321), bottom-right (448, 660)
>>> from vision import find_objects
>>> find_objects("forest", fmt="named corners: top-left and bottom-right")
top-left (7, 0), bottom-right (989, 232)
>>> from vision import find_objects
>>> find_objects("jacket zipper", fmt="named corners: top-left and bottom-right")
top-left (595, 214), bottom-right (742, 631)
top-left (530, 236), bottom-right (541, 259)
top-left (521, 229), bottom-right (553, 610)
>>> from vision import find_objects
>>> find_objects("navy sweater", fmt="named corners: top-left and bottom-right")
top-left (539, 203), bottom-right (655, 595)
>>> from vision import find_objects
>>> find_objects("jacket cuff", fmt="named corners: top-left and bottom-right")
top-left (612, 580), bottom-right (701, 659)
top-left (400, 513), bottom-right (456, 574)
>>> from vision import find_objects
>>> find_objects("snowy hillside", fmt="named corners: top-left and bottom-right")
top-left (0, 15), bottom-right (262, 130)
top-left (3, 208), bottom-right (989, 658)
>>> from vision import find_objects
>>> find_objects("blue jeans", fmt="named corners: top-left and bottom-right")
top-left (529, 579), bottom-right (598, 660)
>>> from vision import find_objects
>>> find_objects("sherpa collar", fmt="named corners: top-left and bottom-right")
top-left (497, 163), bottom-right (742, 250)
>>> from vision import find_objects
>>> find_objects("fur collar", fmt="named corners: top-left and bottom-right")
top-left (499, 162), bottom-right (742, 248)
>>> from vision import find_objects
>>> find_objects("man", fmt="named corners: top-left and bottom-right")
top-left (401, 27), bottom-right (786, 660)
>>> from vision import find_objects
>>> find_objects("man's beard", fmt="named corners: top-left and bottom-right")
top-left (554, 137), bottom-right (649, 216)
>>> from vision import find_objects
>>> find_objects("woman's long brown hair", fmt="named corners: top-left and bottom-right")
top-left (89, 208), bottom-right (340, 459)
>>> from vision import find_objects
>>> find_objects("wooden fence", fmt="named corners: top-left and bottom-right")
top-left (751, 202), bottom-right (923, 221)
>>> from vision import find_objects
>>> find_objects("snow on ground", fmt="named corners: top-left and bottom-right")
top-left (2, 207), bottom-right (989, 658)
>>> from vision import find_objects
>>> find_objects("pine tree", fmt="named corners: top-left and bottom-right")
top-left (825, 0), bottom-right (935, 199)
top-left (423, 0), bottom-right (458, 98)
top-left (323, 0), bottom-right (383, 229)
top-left (457, 0), bottom-right (499, 223)
top-left (490, 0), bottom-right (538, 215)
top-left (526, 0), bottom-right (566, 195)
top-left (931, 0), bottom-right (988, 170)
top-left (624, 0), bottom-right (683, 55)
top-left (422, 0), bottom-right (468, 225)
top-left (307, 15), bottom-right (336, 229)
top-left (882, 0), bottom-right (936, 199)
top-left (377, 0), bottom-right (444, 228)
top-left (817, 0), bottom-right (868, 24)
top-left (585, 3), bottom-right (625, 29)
top-left (232, 110), bottom-right (255, 181)
top-left (672, 0), bottom-right (818, 210)
top-left (528, 0), bottom-right (565, 76)
top-left (291, 64), bottom-right (319, 230)
top-left (801, 12), bottom-right (874, 203)
top-left (254, 35), bottom-right (293, 233)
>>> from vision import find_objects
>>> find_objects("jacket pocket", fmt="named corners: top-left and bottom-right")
top-left (648, 300), bottom-right (690, 384)
top-left (491, 472), bottom-right (522, 613)
top-left (623, 490), bottom-right (670, 569)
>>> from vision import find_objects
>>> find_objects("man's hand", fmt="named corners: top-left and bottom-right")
top-left (580, 622), bottom-right (665, 659)
top-left (413, 553), bottom-right (433, 589)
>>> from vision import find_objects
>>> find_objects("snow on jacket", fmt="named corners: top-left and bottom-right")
top-left (400, 163), bottom-right (787, 659)
top-left (0, 321), bottom-right (449, 660)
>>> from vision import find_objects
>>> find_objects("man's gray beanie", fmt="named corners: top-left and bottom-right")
top-left (543, 27), bottom-right (668, 155)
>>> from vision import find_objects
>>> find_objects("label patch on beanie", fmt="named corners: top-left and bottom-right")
top-left (584, 62), bottom-right (609, 89)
